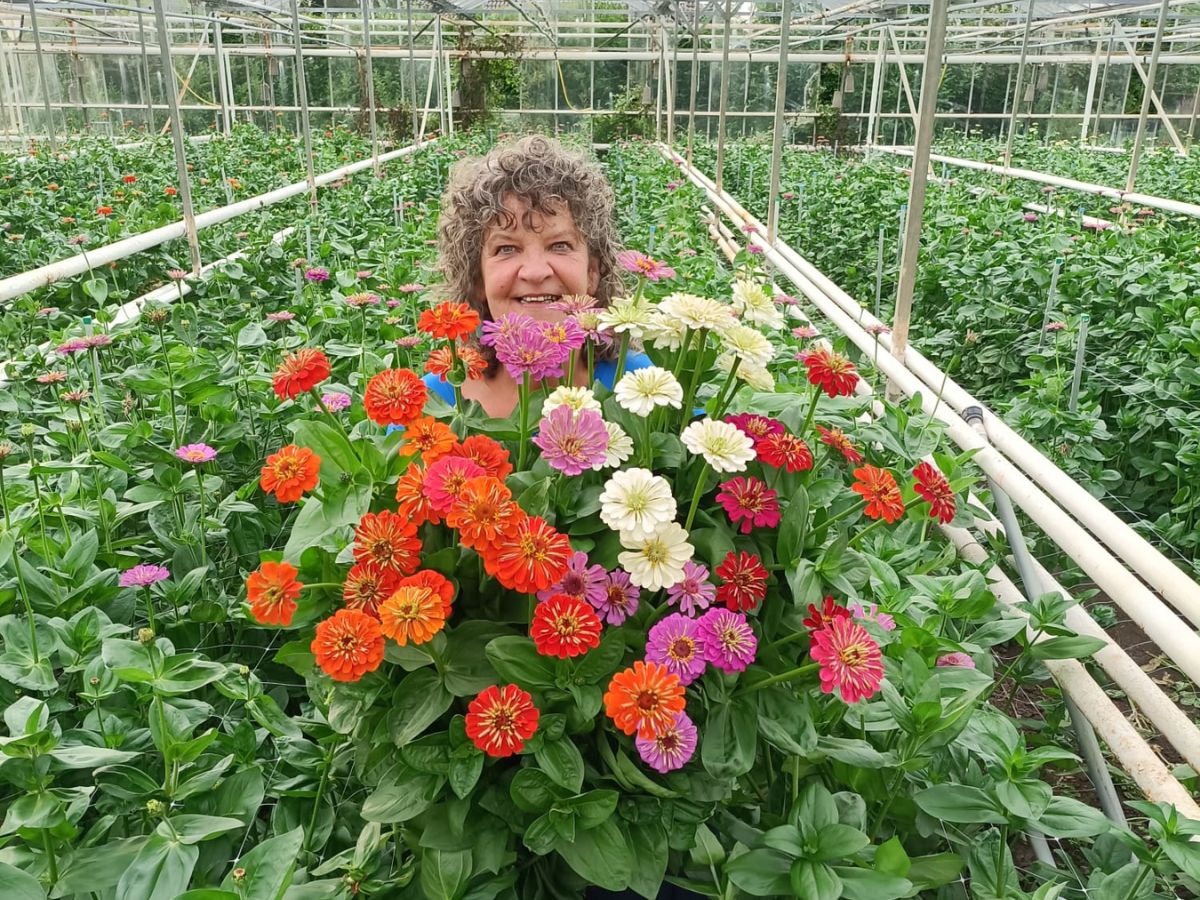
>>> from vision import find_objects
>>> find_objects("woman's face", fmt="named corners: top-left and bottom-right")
top-left (479, 194), bottom-right (599, 324)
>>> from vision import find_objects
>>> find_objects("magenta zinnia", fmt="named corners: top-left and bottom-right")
top-left (175, 443), bottom-right (217, 464)
top-left (484, 313), bottom-right (569, 382)
top-left (617, 249), bottom-right (676, 282)
top-left (538, 551), bottom-right (607, 607)
top-left (119, 563), bottom-right (170, 588)
top-left (594, 569), bottom-right (640, 626)
top-left (696, 608), bottom-right (757, 673)
top-left (810, 616), bottom-right (884, 703)
top-left (531, 406), bottom-right (609, 476)
top-left (636, 710), bottom-right (697, 773)
top-left (665, 560), bottom-right (716, 615)
top-left (646, 613), bottom-right (706, 685)
top-left (715, 476), bottom-right (780, 534)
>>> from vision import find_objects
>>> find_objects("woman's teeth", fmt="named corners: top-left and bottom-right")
top-left (519, 295), bottom-right (558, 304)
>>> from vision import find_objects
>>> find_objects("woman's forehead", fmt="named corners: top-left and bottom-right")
top-left (487, 194), bottom-right (579, 236)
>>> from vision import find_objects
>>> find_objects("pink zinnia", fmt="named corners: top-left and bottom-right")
top-left (56, 338), bottom-right (88, 355)
top-left (810, 617), bottom-right (884, 703)
top-left (398, 283), bottom-right (424, 293)
top-left (937, 652), bottom-right (976, 669)
top-left (696, 608), bottom-right (757, 673)
top-left (646, 614), bottom-right (706, 685)
top-left (848, 602), bottom-right (896, 632)
top-left (118, 563), bottom-right (170, 588)
top-left (321, 392), bottom-right (352, 412)
top-left (538, 317), bottom-right (587, 352)
top-left (665, 560), bottom-right (716, 615)
top-left (395, 335), bottom-right (423, 348)
top-left (539, 551), bottom-right (607, 607)
top-left (344, 292), bottom-right (380, 307)
top-left (36, 371), bottom-right (68, 384)
top-left (488, 315), bottom-right (569, 382)
top-left (423, 456), bottom-right (486, 514)
top-left (792, 325), bottom-right (819, 339)
top-left (386, 299), bottom-right (403, 308)
top-left (1023, 212), bottom-right (1039, 222)
top-left (746, 244), bottom-right (764, 255)
top-left (616, 249), bottom-right (675, 282)
top-left (636, 710), bottom-right (697, 773)
top-left (724, 412), bottom-right (785, 447)
top-left (175, 443), bottom-right (217, 464)
top-left (596, 569), bottom-right (640, 626)
top-left (81, 334), bottom-right (113, 349)
top-left (37, 307), bottom-right (58, 317)
top-left (267, 311), bottom-right (295, 322)
top-left (532, 406), bottom-right (608, 476)
top-left (715, 476), bottom-right (780, 534)
top-left (305, 267), bottom-right (330, 282)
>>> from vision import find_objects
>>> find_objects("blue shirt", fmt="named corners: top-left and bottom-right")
top-left (421, 350), bottom-right (653, 407)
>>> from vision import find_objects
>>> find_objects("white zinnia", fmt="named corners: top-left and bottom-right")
top-left (681, 418), bottom-right (757, 473)
top-left (543, 385), bottom-right (602, 416)
top-left (721, 324), bottom-right (774, 368)
top-left (659, 292), bottom-right (737, 334)
top-left (600, 421), bottom-right (634, 469)
top-left (599, 467), bottom-right (677, 539)
top-left (732, 278), bottom-right (785, 330)
top-left (717, 353), bottom-right (775, 392)
top-left (617, 521), bottom-right (695, 591)
top-left (644, 311), bottom-right (688, 352)
top-left (614, 366), bottom-right (684, 417)
top-left (597, 298), bottom-right (654, 340)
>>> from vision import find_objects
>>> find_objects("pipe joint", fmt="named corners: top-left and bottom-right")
top-left (962, 405), bottom-right (985, 425)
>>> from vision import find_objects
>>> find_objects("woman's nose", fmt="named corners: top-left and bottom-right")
top-left (518, 249), bottom-right (554, 283)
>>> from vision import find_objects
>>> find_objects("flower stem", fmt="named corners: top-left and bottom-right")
top-left (194, 466), bottom-right (209, 569)
top-left (517, 372), bottom-right (531, 471)
top-left (142, 586), bottom-right (158, 632)
top-left (678, 329), bottom-right (710, 428)
top-left (156, 323), bottom-right (181, 448)
top-left (446, 341), bottom-right (465, 411)
top-left (683, 462), bottom-right (710, 532)
top-left (614, 332), bottom-right (631, 383)
top-left (710, 355), bottom-right (743, 421)
top-left (740, 661), bottom-right (819, 694)
top-left (41, 829), bottom-right (58, 886)
top-left (0, 461), bottom-right (10, 531)
top-left (798, 387), bottom-right (821, 440)
top-left (13, 556), bottom-right (40, 662)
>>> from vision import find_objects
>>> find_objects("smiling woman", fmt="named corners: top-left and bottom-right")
top-left (432, 136), bottom-right (650, 417)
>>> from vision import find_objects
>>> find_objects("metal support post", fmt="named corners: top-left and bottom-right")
top-left (715, 0), bottom-right (733, 193)
top-left (1002, 0), bottom-right (1037, 168)
top-left (360, 0), bottom-right (380, 176)
top-left (1126, 0), bottom-right (1170, 192)
top-left (1188, 75), bottom-right (1200, 143)
top-left (406, 0), bottom-right (418, 139)
top-left (433, 14), bottom-right (445, 136)
top-left (444, 16), bottom-right (454, 135)
top-left (887, 0), bottom-right (947, 399)
top-left (214, 16), bottom-right (232, 136)
top-left (1068, 314), bottom-right (1090, 412)
top-left (1093, 23), bottom-right (1116, 144)
top-left (666, 20), bottom-right (677, 146)
top-left (1080, 43), bottom-right (1100, 143)
top-left (655, 21), bottom-right (665, 141)
top-left (28, 0), bottom-right (57, 151)
top-left (1036, 257), bottom-right (1063, 351)
top-left (290, 0), bottom-right (317, 204)
top-left (686, 0), bottom-right (700, 163)
top-left (766, 0), bottom-right (793, 243)
top-left (964, 64), bottom-right (976, 135)
top-left (138, 10), bottom-right (153, 130)
top-left (151, 0), bottom-right (202, 275)
top-left (864, 31), bottom-right (885, 153)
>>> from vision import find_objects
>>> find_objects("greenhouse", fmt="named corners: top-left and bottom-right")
top-left (1, 0), bottom-right (1200, 896)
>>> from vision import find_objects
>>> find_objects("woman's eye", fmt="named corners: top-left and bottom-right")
top-left (494, 245), bottom-right (517, 256)
top-left (552, 241), bottom-right (572, 251)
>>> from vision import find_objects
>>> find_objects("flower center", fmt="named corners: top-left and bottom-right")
top-left (521, 535), bottom-right (549, 563)
top-left (554, 613), bottom-right (580, 637)
top-left (560, 436), bottom-right (584, 457)
top-left (839, 643), bottom-right (870, 666)
top-left (636, 690), bottom-right (659, 711)
top-left (643, 539), bottom-right (668, 565)
top-left (669, 637), bottom-right (694, 661)
top-left (658, 733), bottom-right (679, 751)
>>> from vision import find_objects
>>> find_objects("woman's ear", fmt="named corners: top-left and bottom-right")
top-left (587, 255), bottom-right (600, 296)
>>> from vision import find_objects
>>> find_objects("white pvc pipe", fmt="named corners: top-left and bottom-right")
top-left (0, 139), bottom-right (433, 306)
top-left (664, 146), bottom-right (1200, 686)
top-left (669, 145), bottom-right (1200, 632)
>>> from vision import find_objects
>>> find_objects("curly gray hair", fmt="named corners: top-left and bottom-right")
top-left (435, 135), bottom-right (623, 373)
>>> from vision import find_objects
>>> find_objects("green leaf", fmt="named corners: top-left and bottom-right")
top-left (220, 827), bottom-right (304, 900)
top-left (906, 852), bottom-right (964, 890)
top-left (484, 636), bottom-right (555, 688)
top-left (448, 752), bottom-right (484, 800)
top-left (509, 768), bottom-right (563, 814)
top-left (778, 484), bottom-right (810, 565)
top-left (701, 701), bottom-right (757, 778)
top-left (50, 836), bottom-right (146, 898)
top-left (0, 861), bottom-right (46, 900)
top-left (154, 655), bottom-right (227, 695)
top-left (831, 866), bottom-right (913, 900)
top-left (914, 784), bottom-right (1006, 824)
top-left (389, 668), bottom-right (453, 747)
top-left (246, 695), bottom-right (303, 740)
top-left (282, 480), bottom-right (371, 565)
top-left (573, 629), bottom-right (625, 684)
top-left (420, 849), bottom-right (472, 900)
top-left (289, 419), bottom-right (364, 483)
top-left (115, 833), bottom-right (199, 900)
top-left (237, 322), bottom-right (269, 349)
top-left (555, 817), bottom-right (631, 891)
top-left (1030, 635), bottom-right (1107, 660)
top-left (564, 790), bottom-right (617, 830)
top-left (160, 815), bottom-right (244, 845)
top-left (816, 736), bottom-right (892, 768)
top-left (626, 820), bottom-right (669, 900)
top-left (725, 848), bottom-right (792, 895)
top-left (874, 837), bottom-right (911, 878)
top-left (177, 892), bottom-right (239, 900)
top-left (790, 860), bottom-right (843, 900)
top-left (48, 745), bottom-right (139, 769)
top-left (813, 824), bottom-right (870, 862)
top-left (360, 767), bottom-right (444, 823)
top-left (535, 737), bottom-right (584, 793)
top-left (793, 782), bottom-right (839, 832)
top-left (1032, 796), bottom-right (1110, 838)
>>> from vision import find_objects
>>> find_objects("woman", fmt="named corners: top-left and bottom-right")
top-left (425, 136), bottom-right (650, 417)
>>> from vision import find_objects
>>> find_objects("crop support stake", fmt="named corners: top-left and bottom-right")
top-left (1068, 314), bottom-right (1090, 413)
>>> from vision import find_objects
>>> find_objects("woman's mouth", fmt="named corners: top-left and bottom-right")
top-left (518, 294), bottom-right (560, 304)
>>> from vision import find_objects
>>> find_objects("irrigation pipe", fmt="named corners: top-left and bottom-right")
top-left (0, 138), bottom-right (434, 306)
top-left (663, 145), bottom-right (1200, 686)
top-left (877, 146), bottom-right (1200, 220)
top-left (664, 144), bottom-right (1200, 632)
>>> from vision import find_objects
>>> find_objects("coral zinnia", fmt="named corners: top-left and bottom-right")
top-left (715, 476), bottom-right (781, 534)
top-left (272, 348), bottom-right (331, 401)
top-left (816, 425), bottom-right (863, 464)
top-left (246, 560), bottom-right (302, 626)
top-left (377, 584), bottom-right (446, 646)
top-left (756, 432), bottom-right (813, 473)
top-left (394, 462), bottom-right (441, 527)
top-left (397, 570), bottom-right (455, 616)
top-left (418, 302), bottom-right (481, 341)
top-left (311, 609), bottom-right (385, 682)
top-left (353, 509), bottom-right (422, 575)
top-left (803, 348), bottom-right (859, 398)
top-left (714, 551), bottom-right (768, 612)
top-left (483, 514), bottom-right (572, 594)
top-left (401, 416), bottom-right (457, 463)
top-left (449, 435), bottom-right (513, 480)
top-left (341, 561), bottom-right (400, 619)
top-left (810, 616), bottom-right (884, 703)
top-left (446, 476), bottom-right (519, 552)
top-left (604, 660), bottom-right (686, 740)
top-left (531, 594), bottom-right (603, 658)
top-left (851, 465), bottom-right (905, 523)
top-left (260, 444), bottom-right (321, 503)
top-left (465, 684), bottom-right (540, 758)
top-left (363, 368), bottom-right (428, 427)
top-left (424, 456), bottom-right (486, 515)
top-left (913, 461), bottom-right (956, 524)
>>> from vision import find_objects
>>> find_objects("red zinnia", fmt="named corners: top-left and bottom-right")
top-left (715, 477), bottom-right (781, 534)
top-left (851, 465), bottom-right (905, 523)
top-left (483, 514), bottom-right (571, 594)
top-left (311, 609), bottom-right (385, 682)
top-left (804, 348), bottom-right (859, 398)
top-left (450, 435), bottom-right (513, 480)
top-left (394, 462), bottom-right (441, 526)
top-left (458, 345), bottom-right (488, 381)
top-left (531, 594), bottom-right (603, 658)
top-left (164, 186), bottom-right (178, 196)
top-left (418, 302), bottom-right (481, 341)
top-left (425, 347), bottom-right (453, 380)
top-left (816, 425), bottom-right (863, 464)
top-left (260, 444), bottom-right (320, 503)
top-left (246, 560), bottom-right (302, 626)
top-left (397, 569), bottom-right (455, 616)
top-left (756, 432), bottom-right (813, 473)
top-left (342, 561), bottom-right (401, 618)
top-left (272, 348), bottom-right (331, 401)
top-left (913, 461), bottom-right (956, 524)
top-left (810, 616), bottom-right (884, 703)
top-left (714, 551), bottom-right (769, 612)
top-left (363, 368), bottom-right (428, 427)
top-left (96, 206), bottom-right (112, 216)
top-left (465, 684), bottom-right (540, 757)
top-left (802, 595), bottom-right (851, 630)
top-left (123, 174), bottom-right (137, 184)
top-left (353, 509), bottom-right (422, 575)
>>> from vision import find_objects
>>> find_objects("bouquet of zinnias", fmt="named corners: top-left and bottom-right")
top-left (245, 260), bottom-right (969, 896)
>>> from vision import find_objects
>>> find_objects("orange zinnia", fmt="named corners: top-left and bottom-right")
top-left (449, 435), bottom-right (513, 481)
top-left (604, 660), bottom-right (686, 740)
top-left (363, 368), bottom-right (427, 427)
top-left (465, 684), bottom-right (539, 757)
top-left (482, 514), bottom-right (571, 594)
top-left (377, 584), bottom-right (446, 646)
top-left (246, 560), bottom-right (302, 626)
top-left (851, 465), bottom-right (905, 523)
top-left (260, 444), bottom-right (321, 503)
top-left (446, 476), bottom-right (519, 552)
top-left (425, 347), bottom-right (453, 380)
top-left (342, 561), bottom-right (401, 618)
top-left (394, 462), bottom-right (441, 526)
top-left (417, 302), bottom-right (480, 341)
top-left (311, 609), bottom-right (385, 682)
top-left (353, 509), bottom-right (422, 575)
top-left (273, 348), bottom-right (331, 401)
top-left (397, 569), bottom-right (455, 616)
top-left (401, 416), bottom-right (457, 463)
top-left (458, 345), bottom-right (488, 381)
